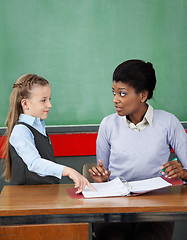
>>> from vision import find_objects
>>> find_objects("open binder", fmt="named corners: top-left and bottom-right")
top-left (82, 176), bottom-right (184, 198)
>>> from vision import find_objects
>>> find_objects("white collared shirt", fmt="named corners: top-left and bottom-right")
top-left (10, 114), bottom-right (64, 179)
top-left (123, 104), bottom-right (153, 131)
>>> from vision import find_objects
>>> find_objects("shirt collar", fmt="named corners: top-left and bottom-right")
top-left (143, 103), bottom-right (153, 125)
top-left (19, 114), bottom-right (46, 135)
top-left (123, 103), bottom-right (153, 130)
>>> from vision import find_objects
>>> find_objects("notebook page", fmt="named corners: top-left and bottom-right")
top-left (82, 177), bottom-right (130, 198)
top-left (128, 177), bottom-right (172, 193)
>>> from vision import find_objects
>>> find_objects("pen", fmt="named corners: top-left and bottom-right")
top-left (159, 158), bottom-right (178, 173)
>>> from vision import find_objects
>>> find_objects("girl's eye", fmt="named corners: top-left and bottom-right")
top-left (120, 92), bottom-right (127, 97)
top-left (41, 99), bottom-right (46, 102)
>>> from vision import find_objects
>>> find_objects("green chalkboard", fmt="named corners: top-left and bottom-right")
top-left (0, 0), bottom-right (187, 127)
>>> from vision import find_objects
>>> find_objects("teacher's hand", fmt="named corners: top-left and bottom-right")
top-left (89, 159), bottom-right (111, 183)
top-left (161, 160), bottom-right (187, 181)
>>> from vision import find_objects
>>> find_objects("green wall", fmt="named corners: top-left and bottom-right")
top-left (0, 0), bottom-right (187, 127)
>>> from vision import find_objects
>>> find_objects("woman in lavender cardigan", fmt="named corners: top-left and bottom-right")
top-left (89, 60), bottom-right (187, 240)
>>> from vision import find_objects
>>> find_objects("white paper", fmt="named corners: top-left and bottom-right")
top-left (82, 177), bottom-right (130, 198)
top-left (128, 177), bottom-right (172, 193)
top-left (82, 177), bottom-right (172, 198)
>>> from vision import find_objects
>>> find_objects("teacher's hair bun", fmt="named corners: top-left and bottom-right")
top-left (146, 62), bottom-right (153, 68)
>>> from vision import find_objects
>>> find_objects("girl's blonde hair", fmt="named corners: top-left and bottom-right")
top-left (2, 74), bottom-right (49, 182)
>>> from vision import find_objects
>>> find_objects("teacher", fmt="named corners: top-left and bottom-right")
top-left (89, 59), bottom-right (187, 240)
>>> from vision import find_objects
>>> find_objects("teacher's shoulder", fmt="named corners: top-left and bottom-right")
top-left (154, 109), bottom-right (181, 127)
top-left (101, 113), bottom-right (119, 125)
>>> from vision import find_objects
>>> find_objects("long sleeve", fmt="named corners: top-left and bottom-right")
top-left (168, 114), bottom-right (187, 169)
top-left (10, 124), bottom-right (64, 179)
top-left (96, 117), bottom-right (111, 171)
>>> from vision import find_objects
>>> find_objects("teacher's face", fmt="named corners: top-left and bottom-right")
top-left (112, 81), bottom-right (145, 117)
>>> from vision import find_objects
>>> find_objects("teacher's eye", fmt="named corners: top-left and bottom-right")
top-left (112, 89), bottom-right (116, 95)
top-left (120, 92), bottom-right (127, 97)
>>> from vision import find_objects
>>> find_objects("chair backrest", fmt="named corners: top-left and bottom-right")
top-left (82, 162), bottom-right (96, 183)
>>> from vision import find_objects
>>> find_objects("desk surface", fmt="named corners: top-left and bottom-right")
top-left (1, 184), bottom-right (187, 225)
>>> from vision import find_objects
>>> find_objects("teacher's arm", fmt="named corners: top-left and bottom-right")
top-left (165, 114), bottom-right (187, 180)
top-left (89, 118), bottom-right (111, 182)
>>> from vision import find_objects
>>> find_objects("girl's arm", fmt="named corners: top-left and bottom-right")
top-left (63, 167), bottom-right (96, 193)
top-left (10, 124), bottom-right (64, 178)
top-left (10, 125), bottom-right (96, 192)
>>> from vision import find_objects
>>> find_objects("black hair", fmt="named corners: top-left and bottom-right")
top-left (113, 59), bottom-right (156, 100)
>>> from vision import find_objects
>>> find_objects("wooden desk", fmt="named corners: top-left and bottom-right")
top-left (1, 184), bottom-right (187, 240)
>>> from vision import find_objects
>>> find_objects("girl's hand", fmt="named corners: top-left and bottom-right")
top-left (88, 159), bottom-right (111, 183)
top-left (161, 160), bottom-right (187, 180)
top-left (63, 167), bottom-right (96, 194)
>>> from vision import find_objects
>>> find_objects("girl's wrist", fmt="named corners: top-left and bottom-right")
top-left (62, 166), bottom-right (70, 177)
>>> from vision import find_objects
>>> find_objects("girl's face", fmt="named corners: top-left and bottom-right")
top-left (22, 84), bottom-right (52, 120)
top-left (112, 81), bottom-right (146, 117)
